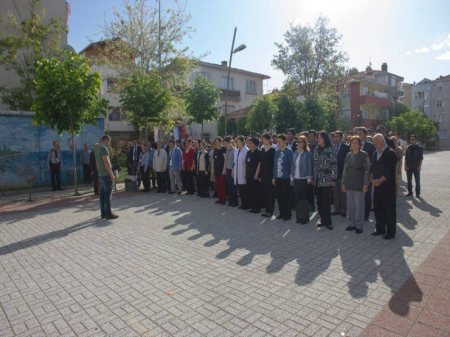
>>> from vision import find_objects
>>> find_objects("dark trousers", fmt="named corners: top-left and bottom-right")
top-left (247, 178), bottom-right (263, 211)
top-left (99, 175), bottom-right (113, 216)
top-left (92, 172), bottom-right (99, 194)
top-left (83, 164), bottom-right (91, 184)
top-left (197, 171), bottom-right (209, 197)
top-left (215, 175), bottom-right (226, 202)
top-left (181, 171), bottom-right (187, 190)
top-left (165, 171), bottom-right (171, 191)
top-left (237, 184), bottom-right (249, 209)
top-left (140, 166), bottom-right (150, 192)
top-left (50, 164), bottom-right (61, 191)
top-left (156, 171), bottom-right (166, 192)
top-left (226, 169), bottom-right (238, 206)
top-left (374, 185), bottom-right (396, 237)
top-left (316, 186), bottom-right (332, 226)
top-left (262, 177), bottom-right (276, 214)
top-left (294, 179), bottom-right (310, 222)
top-left (275, 178), bottom-right (291, 219)
top-left (306, 183), bottom-right (315, 210)
top-left (365, 183), bottom-right (372, 218)
top-left (185, 171), bottom-right (194, 193)
top-left (407, 168), bottom-right (421, 195)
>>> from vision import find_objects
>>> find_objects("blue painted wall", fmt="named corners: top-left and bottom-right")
top-left (0, 113), bottom-right (104, 189)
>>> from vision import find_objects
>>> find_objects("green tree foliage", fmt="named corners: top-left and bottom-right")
top-left (390, 111), bottom-right (437, 143)
top-left (120, 71), bottom-right (172, 140)
top-left (0, 0), bottom-right (67, 110)
top-left (388, 102), bottom-right (410, 119)
top-left (272, 15), bottom-right (348, 98)
top-left (274, 94), bottom-right (309, 133)
top-left (246, 96), bottom-right (278, 134)
top-left (237, 117), bottom-right (249, 136)
top-left (183, 76), bottom-right (220, 135)
top-left (217, 115), bottom-right (235, 137)
top-left (33, 52), bottom-right (108, 194)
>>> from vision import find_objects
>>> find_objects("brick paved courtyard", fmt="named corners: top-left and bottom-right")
top-left (1, 151), bottom-right (450, 337)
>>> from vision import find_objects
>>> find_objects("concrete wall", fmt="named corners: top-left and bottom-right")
top-left (410, 82), bottom-right (432, 117)
top-left (0, 112), bottom-right (104, 189)
top-left (431, 79), bottom-right (450, 149)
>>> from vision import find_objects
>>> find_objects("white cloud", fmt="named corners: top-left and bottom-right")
top-left (436, 51), bottom-right (450, 61)
top-left (406, 51), bottom-right (411, 56)
top-left (432, 34), bottom-right (450, 50)
top-left (415, 47), bottom-right (430, 53)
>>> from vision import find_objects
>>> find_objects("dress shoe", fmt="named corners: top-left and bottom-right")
top-left (383, 235), bottom-right (395, 240)
top-left (168, 191), bottom-right (174, 194)
top-left (316, 221), bottom-right (324, 227)
top-left (356, 228), bottom-right (363, 234)
top-left (283, 216), bottom-right (291, 221)
top-left (345, 226), bottom-right (356, 231)
top-left (249, 210), bottom-right (256, 213)
top-left (325, 224), bottom-right (333, 230)
top-left (101, 215), bottom-right (106, 219)
top-left (238, 206), bottom-right (243, 209)
top-left (341, 212), bottom-right (347, 217)
top-left (276, 214), bottom-right (284, 220)
top-left (261, 213), bottom-right (271, 218)
top-left (416, 194), bottom-right (420, 198)
top-left (371, 231), bottom-right (385, 236)
top-left (156, 190), bottom-right (161, 193)
top-left (405, 192), bottom-right (413, 197)
top-left (331, 211), bottom-right (341, 216)
top-left (231, 204), bottom-right (238, 207)
top-left (105, 213), bottom-right (119, 220)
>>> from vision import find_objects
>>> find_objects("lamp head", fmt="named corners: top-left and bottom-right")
top-left (233, 44), bottom-right (246, 53)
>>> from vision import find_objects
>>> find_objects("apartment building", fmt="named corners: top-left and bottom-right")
top-left (410, 78), bottom-right (432, 117)
top-left (336, 63), bottom-right (404, 129)
top-left (431, 75), bottom-right (450, 149)
top-left (0, 0), bottom-right (69, 110)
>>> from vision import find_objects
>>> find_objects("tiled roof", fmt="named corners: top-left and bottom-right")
top-left (435, 75), bottom-right (450, 82)
top-left (225, 106), bottom-right (252, 119)
top-left (199, 61), bottom-right (271, 80)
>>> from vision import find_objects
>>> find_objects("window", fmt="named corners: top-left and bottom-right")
top-left (363, 87), bottom-right (369, 96)
top-left (246, 80), bottom-right (256, 94)
top-left (107, 78), bottom-right (117, 93)
top-left (414, 91), bottom-right (424, 100)
top-left (200, 72), bottom-right (211, 81)
top-left (108, 107), bottom-right (127, 121)
top-left (437, 85), bottom-right (443, 92)
top-left (391, 76), bottom-right (396, 87)
top-left (437, 100), bottom-right (443, 108)
top-left (343, 88), bottom-right (350, 98)
top-left (439, 130), bottom-right (447, 138)
top-left (363, 110), bottom-right (369, 119)
top-left (221, 76), bottom-right (234, 90)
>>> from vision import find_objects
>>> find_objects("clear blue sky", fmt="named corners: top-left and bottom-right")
top-left (68, 0), bottom-right (450, 92)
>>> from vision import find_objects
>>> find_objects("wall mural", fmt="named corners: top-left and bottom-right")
top-left (0, 113), bottom-right (104, 190)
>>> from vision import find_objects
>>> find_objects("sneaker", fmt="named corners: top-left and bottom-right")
top-left (105, 213), bottom-right (119, 220)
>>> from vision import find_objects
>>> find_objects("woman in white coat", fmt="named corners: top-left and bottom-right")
top-left (232, 136), bottom-right (249, 210)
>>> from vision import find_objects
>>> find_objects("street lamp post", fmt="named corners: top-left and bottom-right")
top-left (223, 26), bottom-right (246, 136)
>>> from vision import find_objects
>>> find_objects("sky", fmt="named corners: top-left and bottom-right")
top-left (68, 0), bottom-right (450, 93)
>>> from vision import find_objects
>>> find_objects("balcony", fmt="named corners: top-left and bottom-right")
top-left (219, 89), bottom-right (241, 101)
top-left (360, 95), bottom-right (392, 108)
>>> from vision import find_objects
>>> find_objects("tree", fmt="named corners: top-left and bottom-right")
top-left (390, 111), bottom-right (437, 143)
top-left (217, 115), bottom-right (235, 137)
top-left (120, 71), bottom-right (171, 141)
top-left (388, 102), bottom-right (410, 119)
top-left (0, 0), bottom-right (67, 110)
top-left (33, 52), bottom-right (108, 195)
top-left (237, 117), bottom-right (249, 136)
top-left (246, 96), bottom-right (278, 134)
top-left (275, 93), bottom-right (309, 133)
top-left (183, 75), bottom-right (220, 136)
top-left (272, 15), bottom-right (348, 98)
top-left (16, 163), bottom-right (39, 202)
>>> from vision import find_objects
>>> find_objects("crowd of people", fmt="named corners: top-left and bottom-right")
top-left (87, 124), bottom-right (424, 239)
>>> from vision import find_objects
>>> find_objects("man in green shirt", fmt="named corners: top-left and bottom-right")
top-left (95, 135), bottom-right (118, 220)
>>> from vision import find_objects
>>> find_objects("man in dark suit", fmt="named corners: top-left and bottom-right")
top-left (358, 127), bottom-right (376, 221)
top-left (375, 125), bottom-right (395, 150)
top-left (287, 128), bottom-right (298, 152)
top-left (331, 131), bottom-right (350, 217)
top-left (127, 138), bottom-right (142, 186)
top-left (370, 133), bottom-right (398, 240)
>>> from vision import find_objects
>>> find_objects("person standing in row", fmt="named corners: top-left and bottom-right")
top-left (314, 131), bottom-right (337, 230)
top-left (138, 143), bottom-right (151, 192)
top-left (331, 131), bottom-right (350, 217)
top-left (153, 141), bottom-right (168, 193)
top-left (375, 125), bottom-right (395, 150)
top-left (90, 144), bottom-right (99, 195)
top-left (168, 140), bottom-right (183, 195)
top-left (81, 143), bottom-right (91, 184)
top-left (196, 140), bottom-right (210, 198)
top-left (95, 135), bottom-right (118, 219)
top-left (182, 138), bottom-right (195, 195)
top-left (273, 134), bottom-right (294, 221)
top-left (213, 137), bottom-right (227, 205)
top-left (342, 136), bottom-right (370, 233)
top-left (291, 135), bottom-right (313, 224)
top-left (260, 134), bottom-right (276, 218)
top-left (405, 135), bottom-right (423, 198)
top-left (391, 136), bottom-right (403, 198)
top-left (371, 134), bottom-right (398, 240)
top-left (233, 136), bottom-right (249, 210)
top-left (127, 139), bottom-right (142, 186)
top-left (245, 138), bottom-right (263, 213)
top-left (286, 128), bottom-right (298, 151)
top-left (48, 141), bottom-right (63, 192)
top-left (307, 130), bottom-right (318, 211)
top-left (358, 127), bottom-right (375, 221)
top-left (224, 137), bottom-right (238, 207)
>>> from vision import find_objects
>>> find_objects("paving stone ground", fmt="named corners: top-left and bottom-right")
top-left (0, 151), bottom-right (449, 337)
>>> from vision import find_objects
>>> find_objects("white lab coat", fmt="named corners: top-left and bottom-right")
top-left (233, 146), bottom-right (249, 185)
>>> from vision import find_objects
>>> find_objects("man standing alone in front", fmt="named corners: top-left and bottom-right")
top-left (95, 135), bottom-right (118, 220)
top-left (48, 141), bottom-right (63, 191)
top-left (405, 135), bottom-right (423, 197)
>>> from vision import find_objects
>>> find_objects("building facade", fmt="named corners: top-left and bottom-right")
top-left (431, 75), bottom-right (450, 149)
top-left (410, 78), bottom-right (432, 117)
top-left (0, 0), bottom-right (69, 110)
top-left (337, 63), bottom-right (404, 129)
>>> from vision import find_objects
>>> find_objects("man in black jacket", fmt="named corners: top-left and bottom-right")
top-left (358, 127), bottom-right (376, 220)
top-left (287, 128), bottom-right (298, 152)
top-left (331, 131), bottom-right (350, 217)
top-left (375, 125), bottom-right (395, 150)
top-left (370, 134), bottom-right (398, 240)
top-left (404, 135), bottom-right (423, 197)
